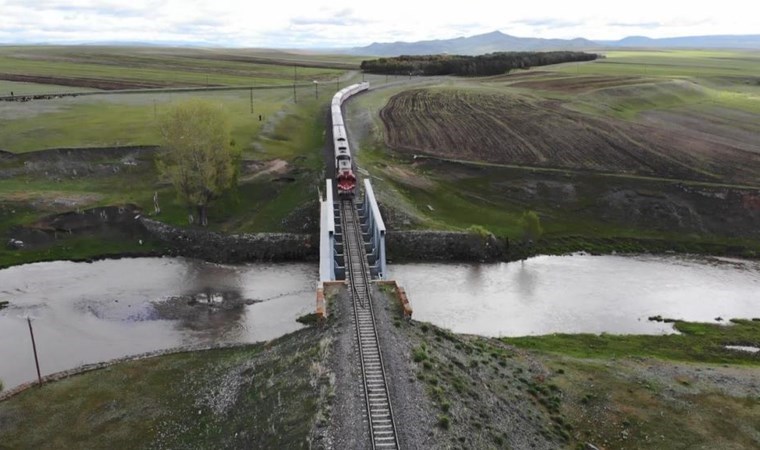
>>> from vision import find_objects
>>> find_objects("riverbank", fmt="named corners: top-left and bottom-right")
top-left (0, 326), bottom-right (332, 449)
top-left (4, 286), bottom-right (758, 449)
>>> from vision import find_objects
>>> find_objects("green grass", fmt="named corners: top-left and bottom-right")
top-left (570, 79), bottom-right (710, 119)
top-left (540, 50), bottom-right (760, 117)
top-left (506, 319), bottom-right (760, 365)
top-left (0, 88), bottom-right (314, 153)
top-left (555, 50), bottom-right (760, 79)
top-left (0, 235), bottom-right (163, 270)
top-left (0, 327), bottom-right (327, 449)
top-left (0, 81), bottom-right (330, 266)
top-left (0, 46), bottom-right (347, 87)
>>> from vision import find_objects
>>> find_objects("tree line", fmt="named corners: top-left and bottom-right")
top-left (360, 51), bottom-right (599, 77)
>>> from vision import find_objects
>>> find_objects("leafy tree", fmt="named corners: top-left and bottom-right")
top-left (157, 99), bottom-right (239, 226)
top-left (520, 210), bottom-right (543, 242)
top-left (361, 51), bottom-right (598, 77)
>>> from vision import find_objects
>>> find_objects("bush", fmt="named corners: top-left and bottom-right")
top-left (412, 346), bottom-right (428, 363)
top-left (467, 224), bottom-right (492, 239)
top-left (437, 414), bottom-right (451, 429)
top-left (520, 210), bottom-right (543, 242)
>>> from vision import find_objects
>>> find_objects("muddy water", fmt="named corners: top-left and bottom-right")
top-left (390, 254), bottom-right (760, 337)
top-left (0, 258), bottom-right (315, 390)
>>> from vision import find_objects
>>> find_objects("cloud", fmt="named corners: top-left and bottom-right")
top-left (515, 18), bottom-right (585, 28)
top-left (609, 22), bottom-right (662, 29)
top-left (290, 8), bottom-right (372, 27)
top-left (0, 0), bottom-right (757, 47)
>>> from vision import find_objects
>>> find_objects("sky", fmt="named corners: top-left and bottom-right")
top-left (0, 0), bottom-right (757, 48)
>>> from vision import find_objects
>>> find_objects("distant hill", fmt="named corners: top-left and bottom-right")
top-left (349, 31), bottom-right (760, 56)
top-left (349, 31), bottom-right (596, 56)
top-left (599, 35), bottom-right (760, 49)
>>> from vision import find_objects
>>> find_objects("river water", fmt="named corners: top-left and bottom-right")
top-left (0, 258), bottom-right (315, 390)
top-left (389, 254), bottom-right (760, 337)
top-left (2, 254), bottom-right (758, 391)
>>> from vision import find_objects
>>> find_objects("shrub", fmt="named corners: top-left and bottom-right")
top-left (467, 224), bottom-right (492, 239)
top-left (413, 346), bottom-right (428, 363)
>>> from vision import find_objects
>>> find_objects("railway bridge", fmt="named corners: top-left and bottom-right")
top-left (317, 81), bottom-right (404, 448)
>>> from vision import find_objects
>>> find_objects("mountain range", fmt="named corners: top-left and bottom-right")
top-left (348, 31), bottom-right (760, 56)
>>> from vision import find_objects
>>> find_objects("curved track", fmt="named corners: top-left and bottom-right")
top-left (340, 199), bottom-right (400, 449)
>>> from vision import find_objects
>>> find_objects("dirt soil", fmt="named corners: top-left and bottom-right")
top-left (380, 89), bottom-right (760, 185)
top-left (0, 146), bottom-right (157, 180)
top-left (0, 73), bottom-right (208, 90)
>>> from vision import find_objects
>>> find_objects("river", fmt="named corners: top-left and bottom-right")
top-left (389, 254), bottom-right (760, 337)
top-left (0, 257), bottom-right (315, 391)
top-left (2, 253), bottom-right (758, 391)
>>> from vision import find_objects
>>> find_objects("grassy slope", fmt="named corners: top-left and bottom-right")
top-left (352, 51), bottom-right (760, 251)
top-left (0, 51), bottom-right (353, 267)
top-left (552, 50), bottom-right (760, 116)
top-left (0, 327), bottom-right (330, 449)
top-left (0, 87), bottom-right (319, 153)
top-left (396, 310), bottom-right (760, 450)
top-left (0, 93), bottom-right (327, 266)
top-left (506, 319), bottom-right (760, 365)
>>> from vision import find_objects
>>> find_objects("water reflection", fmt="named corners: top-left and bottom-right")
top-left (514, 260), bottom-right (538, 299)
top-left (0, 258), bottom-right (315, 390)
top-left (465, 264), bottom-right (484, 291)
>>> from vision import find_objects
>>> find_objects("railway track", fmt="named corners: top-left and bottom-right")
top-left (340, 199), bottom-right (400, 449)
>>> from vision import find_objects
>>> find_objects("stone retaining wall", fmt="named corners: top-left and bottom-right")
top-left (386, 230), bottom-right (508, 262)
top-left (140, 218), bottom-right (318, 263)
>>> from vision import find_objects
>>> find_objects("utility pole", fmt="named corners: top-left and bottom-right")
top-left (153, 99), bottom-right (157, 119)
top-left (27, 317), bottom-right (42, 387)
top-left (314, 80), bottom-right (319, 99)
top-left (336, 76), bottom-right (340, 91)
top-left (250, 87), bottom-right (253, 113)
top-left (293, 65), bottom-right (298, 104)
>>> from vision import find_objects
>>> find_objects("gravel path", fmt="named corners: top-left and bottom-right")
top-left (323, 287), bottom-right (372, 449)
top-left (323, 285), bottom-right (437, 449)
top-left (371, 285), bottom-right (438, 449)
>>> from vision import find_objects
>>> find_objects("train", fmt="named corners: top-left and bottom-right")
top-left (331, 82), bottom-right (370, 196)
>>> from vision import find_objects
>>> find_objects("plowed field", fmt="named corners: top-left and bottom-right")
top-left (380, 89), bottom-right (760, 184)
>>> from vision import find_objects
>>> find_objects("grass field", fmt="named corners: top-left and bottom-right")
top-left (0, 47), bottom-right (366, 266)
top-left (557, 50), bottom-right (760, 79)
top-left (0, 46), bottom-right (354, 88)
top-left (0, 89), bottom-right (298, 152)
top-left (349, 50), bottom-right (760, 249)
top-left (2, 48), bottom-right (760, 266)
